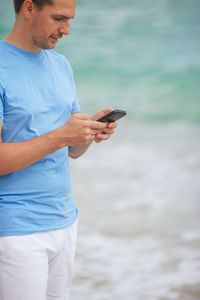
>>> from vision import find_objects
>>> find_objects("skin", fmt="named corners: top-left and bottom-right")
top-left (5, 0), bottom-right (76, 52)
top-left (0, 0), bottom-right (117, 175)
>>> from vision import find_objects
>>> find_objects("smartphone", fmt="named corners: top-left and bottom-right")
top-left (97, 109), bottom-right (126, 123)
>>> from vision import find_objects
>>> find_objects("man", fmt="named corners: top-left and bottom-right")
top-left (0, 0), bottom-right (116, 299)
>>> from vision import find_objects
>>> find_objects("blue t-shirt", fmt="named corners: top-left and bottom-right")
top-left (0, 41), bottom-right (80, 236)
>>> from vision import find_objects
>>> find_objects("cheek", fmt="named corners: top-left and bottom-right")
top-left (33, 19), bottom-right (54, 37)
top-left (46, 18), bottom-right (59, 32)
top-left (32, 20), bottom-right (44, 37)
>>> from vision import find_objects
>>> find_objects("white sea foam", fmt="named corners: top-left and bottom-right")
top-left (70, 122), bottom-right (200, 300)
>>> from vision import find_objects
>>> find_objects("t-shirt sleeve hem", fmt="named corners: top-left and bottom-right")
top-left (71, 105), bottom-right (80, 114)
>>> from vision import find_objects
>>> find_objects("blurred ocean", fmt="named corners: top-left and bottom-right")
top-left (1, 0), bottom-right (200, 299)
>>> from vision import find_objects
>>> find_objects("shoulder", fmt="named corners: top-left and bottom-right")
top-left (0, 41), bottom-right (14, 70)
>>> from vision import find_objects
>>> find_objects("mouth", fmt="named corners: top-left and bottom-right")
top-left (49, 35), bottom-right (62, 43)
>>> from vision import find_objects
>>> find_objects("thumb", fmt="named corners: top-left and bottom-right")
top-left (74, 113), bottom-right (90, 120)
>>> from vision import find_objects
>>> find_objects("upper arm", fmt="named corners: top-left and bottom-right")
top-left (0, 123), bottom-right (2, 143)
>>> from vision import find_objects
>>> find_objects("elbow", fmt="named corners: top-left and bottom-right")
top-left (68, 153), bottom-right (80, 159)
top-left (0, 169), bottom-right (10, 176)
top-left (68, 146), bottom-right (82, 159)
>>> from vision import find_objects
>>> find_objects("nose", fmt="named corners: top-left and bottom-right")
top-left (59, 20), bottom-right (70, 36)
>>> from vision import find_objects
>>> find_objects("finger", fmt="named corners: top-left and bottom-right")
top-left (91, 108), bottom-right (115, 121)
top-left (88, 121), bottom-right (108, 130)
top-left (107, 121), bottom-right (117, 129)
top-left (96, 133), bottom-right (111, 140)
top-left (100, 128), bottom-right (115, 134)
top-left (101, 107), bottom-right (115, 115)
top-left (76, 113), bottom-right (90, 120)
top-left (94, 138), bottom-right (102, 143)
top-left (90, 129), bottom-right (99, 135)
top-left (86, 134), bottom-right (96, 144)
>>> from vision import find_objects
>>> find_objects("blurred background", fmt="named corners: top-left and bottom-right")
top-left (1, 0), bottom-right (200, 299)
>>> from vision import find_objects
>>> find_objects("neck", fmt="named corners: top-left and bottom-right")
top-left (4, 15), bottom-right (41, 53)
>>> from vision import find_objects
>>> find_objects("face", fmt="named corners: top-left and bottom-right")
top-left (30, 0), bottom-right (76, 49)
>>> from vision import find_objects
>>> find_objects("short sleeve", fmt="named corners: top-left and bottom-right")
top-left (70, 71), bottom-right (80, 114)
top-left (0, 84), bottom-right (4, 123)
top-left (58, 53), bottom-right (80, 114)
top-left (63, 58), bottom-right (80, 114)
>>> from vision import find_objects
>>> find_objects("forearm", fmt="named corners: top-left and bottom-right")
top-left (0, 127), bottom-right (66, 176)
top-left (68, 142), bottom-right (92, 159)
top-left (0, 112), bottom-right (110, 174)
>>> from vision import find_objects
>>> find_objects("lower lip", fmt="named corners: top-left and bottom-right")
top-left (50, 36), bottom-right (58, 43)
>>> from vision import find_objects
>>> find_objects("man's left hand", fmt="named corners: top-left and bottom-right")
top-left (91, 108), bottom-right (117, 143)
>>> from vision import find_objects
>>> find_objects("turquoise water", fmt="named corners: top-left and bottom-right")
top-left (1, 0), bottom-right (199, 123)
top-left (55, 0), bottom-right (200, 124)
top-left (1, 1), bottom-right (200, 299)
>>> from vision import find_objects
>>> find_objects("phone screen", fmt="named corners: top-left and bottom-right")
top-left (97, 110), bottom-right (126, 123)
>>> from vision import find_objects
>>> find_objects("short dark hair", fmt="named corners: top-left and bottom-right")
top-left (13, 0), bottom-right (54, 14)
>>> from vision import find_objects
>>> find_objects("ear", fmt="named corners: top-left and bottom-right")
top-left (22, 0), bottom-right (37, 19)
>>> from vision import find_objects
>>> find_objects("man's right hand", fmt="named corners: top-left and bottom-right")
top-left (61, 113), bottom-right (108, 146)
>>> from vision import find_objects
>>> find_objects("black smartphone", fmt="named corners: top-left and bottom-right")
top-left (97, 109), bottom-right (126, 123)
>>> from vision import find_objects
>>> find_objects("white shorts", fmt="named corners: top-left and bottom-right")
top-left (0, 219), bottom-right (78, 300)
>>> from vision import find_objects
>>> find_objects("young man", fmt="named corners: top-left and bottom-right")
top-left (0, 0), bottom-right (116, 299)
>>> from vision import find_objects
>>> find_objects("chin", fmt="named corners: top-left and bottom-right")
top-left (46, 40), bottom-right (57, 49)
top-left (40, 43), bottom-right (56, 50)
top-left (33, 38), bottom-right (55, 50)
top-left (47, 43), bottom-right (56, 49)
